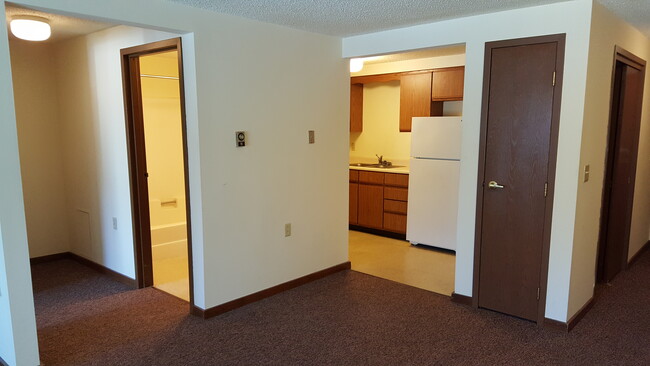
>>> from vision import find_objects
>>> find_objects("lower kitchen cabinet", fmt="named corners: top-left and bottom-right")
top-left (350, 170), bottom-right (409, 235)
top-left (358, 183), bottom-right (384, 229)
top-left (349, 170), bottom-right (359, 224)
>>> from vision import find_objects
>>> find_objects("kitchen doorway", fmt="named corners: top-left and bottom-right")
top-left (347, 45), bottom-right (466, 296)
top-left (596, 47), bottom-right (646, 283)
top-left (121, 39), bottom-right (194, 302)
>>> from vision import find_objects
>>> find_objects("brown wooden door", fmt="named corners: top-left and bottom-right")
top-left (477, 40), bottom-right (560, 321)
top-left (598, 53), bottom-right (646, 283)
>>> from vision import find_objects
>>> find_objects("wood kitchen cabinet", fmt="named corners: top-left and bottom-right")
top-left (431, 66), bottom-right (465, 101)
top-left (350, 170), bottom-right (409, 235)
top-left (399, 72), bottom-right (442, 132)
top-left (349, 170), bottom-right (359, 224)
top-left (350, 83), bottom-right (363, 132)
top-left (383, 173), bottom-right (409, 234)
top-left (357, 171), bottom-right (384, 229)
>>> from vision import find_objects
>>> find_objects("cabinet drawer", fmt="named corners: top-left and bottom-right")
top-left (349, 170), bottom-right (359, 182)
top-left (383, 213), bottom-right (407, 234)
top-left (384, 199), bottom-right (407, 214)
top-left (384, 173), bottom-right (408, 188)
top-left (384, 187), bottom-right (408, 201)
top-left (359, 171), bottom-right (384, 185)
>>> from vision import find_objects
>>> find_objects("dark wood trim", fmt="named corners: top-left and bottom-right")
top-left (349, 225), bottom-right (406, 240)
top-left (543, 296), bottom-right (595, 332)
top-left (121, 37), bottom-right (196, 309)
top-left (628, 240), bottom-right (650, 268)
top-left (615, 46), bottom-right (647, 69)
top-left (567, 296), bottom-right (595, 331)
top-left (542, 317), bottom-right (568, 332)
top-left (472, 34), bottom-right (566, 327)
top-left (451, 292), bottom-right (473, 306)
top-left (192, 262), bottom-right (351, 319)
top-left (30, 252), bottom-right (137, 288)
top-left (67, 253), bottom-right (137, 287)
top-left (29, 252), bottom-right (71, 265)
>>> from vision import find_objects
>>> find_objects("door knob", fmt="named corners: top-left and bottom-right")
top-left (488, 181), bottom-right (505, 189)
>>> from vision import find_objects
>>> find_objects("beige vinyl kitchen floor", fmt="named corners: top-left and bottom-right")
top-left (349, 230), bottom-right (455, 296)
top-left (153, 255), bottom-right (190, 302)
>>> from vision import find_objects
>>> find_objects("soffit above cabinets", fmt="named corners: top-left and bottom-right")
top-left (164, 0), bottom-right (650, 39)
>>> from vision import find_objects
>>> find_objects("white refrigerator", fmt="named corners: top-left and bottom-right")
top-left (406, 116), bottom-right (462, 251)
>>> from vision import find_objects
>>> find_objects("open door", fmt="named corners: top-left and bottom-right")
top-left (596, 47), bottom-right (646, 283)
top-left (121, 38), bottom-right (194, 306)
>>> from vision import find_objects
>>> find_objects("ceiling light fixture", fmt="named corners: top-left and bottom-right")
top-left (350, 58), bottom-right (364, 73)
top-left (10, 16), bottom-right (51, 41)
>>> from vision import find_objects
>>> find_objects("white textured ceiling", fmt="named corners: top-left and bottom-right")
top-left (165, 0), bottom-right (650, 38)
top-left (5, 4), bottom-right (113, 42)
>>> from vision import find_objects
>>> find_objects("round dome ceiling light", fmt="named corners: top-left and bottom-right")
top-left (10, 16), bottom-right (51, 41)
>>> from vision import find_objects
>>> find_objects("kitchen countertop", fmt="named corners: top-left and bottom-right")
top-left (349, 165), bottom-right (409, 174)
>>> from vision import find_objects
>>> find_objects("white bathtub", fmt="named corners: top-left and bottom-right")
top-left (151, 222), bottom-right (188, 260)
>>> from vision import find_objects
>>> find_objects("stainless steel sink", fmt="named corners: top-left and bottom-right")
top-left (350, 163), bottom-right (404, 169)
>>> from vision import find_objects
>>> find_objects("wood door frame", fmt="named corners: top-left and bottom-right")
top-left (596, 46), bottom-right (646, 282)
top-left (472, 34), bottom-right (566, 325)
top-left (120, 38), bottom-right (195, 308)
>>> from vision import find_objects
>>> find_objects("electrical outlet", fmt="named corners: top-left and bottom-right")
top-left (112, 217), bottom-right (118, 230)
top-left (350, 142), bottom-right (356, 151)
top-left (285, 223), bottom-right (291, 237)
top-left (308, 130), bottom-right (315, 144)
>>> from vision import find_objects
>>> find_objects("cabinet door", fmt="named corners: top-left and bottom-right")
top-left (350, 83), bottom-right (363, 132)
top-left (432, 67), bottom-right (465, 101)
top-left (399, 72), bottom-right (433, 132)
top-left (358, 184), bottom-right (384, 229)
top-left (349, 182), bottom-right (358, 225)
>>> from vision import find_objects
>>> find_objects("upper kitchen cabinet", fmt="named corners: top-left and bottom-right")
top-left (350, 83), bottom-right (363, 132)
top-left (399, 72), bottom-right (443, 132)
top-left (431, 66), bottom-right (465, 101)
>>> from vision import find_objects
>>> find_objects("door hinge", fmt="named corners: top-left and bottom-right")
top-left (552, 71), bottom-right (556, 87)
top-left (537, 287), bottom-right (540, 300)
top-left (544, 182), bottom-right (548, 197)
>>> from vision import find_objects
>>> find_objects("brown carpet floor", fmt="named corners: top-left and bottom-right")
top-left (32, 249), bottom-right (650, 366)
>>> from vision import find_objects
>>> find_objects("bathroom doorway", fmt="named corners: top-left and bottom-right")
top-left (121, 38), bottom-right (193, 302)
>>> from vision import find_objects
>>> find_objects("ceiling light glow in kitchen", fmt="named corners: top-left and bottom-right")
top-left (350, 58), bottom-right (364, 72)
top-left (10, 17), bottom-right (51, 41)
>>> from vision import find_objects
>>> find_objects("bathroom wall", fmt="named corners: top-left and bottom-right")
top-left (140, 50), bottom-right (187, 229)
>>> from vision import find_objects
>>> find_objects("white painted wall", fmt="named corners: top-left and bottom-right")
top-left (53, 25), bottom-right (180, 279)
top-left (0, 2), bottom-right (40, 364)
top-left (569, 2), bottom-right (650, 317)
top-left (9, 39), bottom-right (70, 258)
top-left (343, 0), bottom-right (593, 322)
top-left (1, 0), bottom-right (348, 362)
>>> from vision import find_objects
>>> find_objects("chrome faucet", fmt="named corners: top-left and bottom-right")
top-left (376, 154), bottom-right (392, 166)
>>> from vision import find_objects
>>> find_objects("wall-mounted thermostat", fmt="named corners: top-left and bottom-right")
top-left (235, 131), bottom-right (246, 147)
